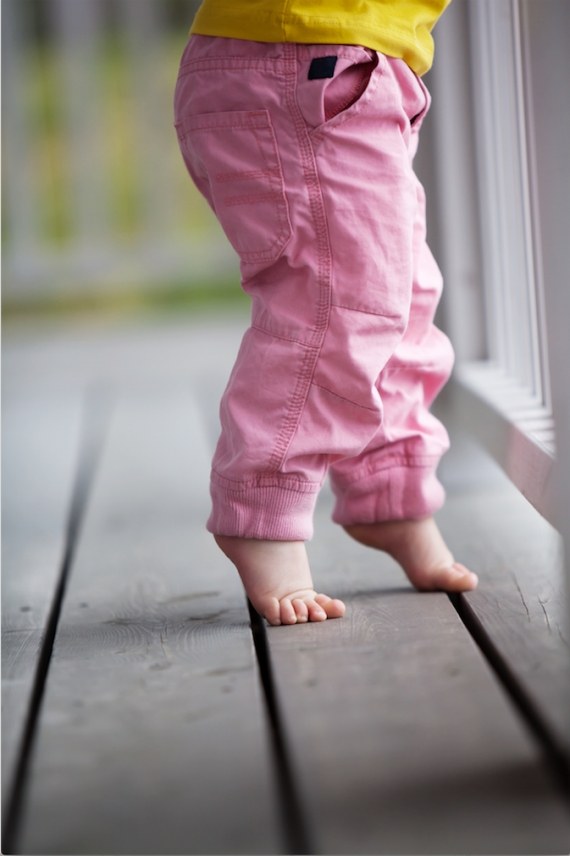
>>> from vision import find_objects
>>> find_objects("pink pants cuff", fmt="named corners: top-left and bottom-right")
top-left (207, 477), bottom-right (320, 540)
top-left (331, 462), bottom-right (446, 526)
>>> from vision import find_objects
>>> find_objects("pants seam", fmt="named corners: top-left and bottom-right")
top-left (251, 323), bottom-right (318, 349)
top-left (211, 469), bottom-right (322, 492)
top-left (311, 381), bottom-right (378, 413)
top-left (330, 300), bottom-right (402, 319)
top-left (332, 456), bottom-right (442, 486)
top-left (263, 43), bottom-right (333, 475)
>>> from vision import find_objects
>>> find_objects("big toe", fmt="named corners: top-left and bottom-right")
top-left (315, 594), bottom-right (346, 618)
top-left (436, 562), bottom-right (478, 592)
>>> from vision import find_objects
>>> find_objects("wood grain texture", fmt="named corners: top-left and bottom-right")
top-left (436, 422), bottom-right (570, 757)
top-left (17, 375), bottom-right (277, 852)
top-left (266, 481), bottom-right (570, 854)
top-left (9, 313), bottom-right (569, 855)
top-left (2, 314), bottom-right (247, 810)
top-left (1, 386), bottom-right (83, 805)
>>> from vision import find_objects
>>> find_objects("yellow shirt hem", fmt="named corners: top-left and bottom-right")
top-left (190, 3), bottom-right (446, 76)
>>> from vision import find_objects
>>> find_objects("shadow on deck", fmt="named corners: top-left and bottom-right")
top-left (2, 313), bottom-right (569, 854)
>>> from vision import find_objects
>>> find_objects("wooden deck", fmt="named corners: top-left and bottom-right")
top-left (3, 313), bottom-right (569, 854)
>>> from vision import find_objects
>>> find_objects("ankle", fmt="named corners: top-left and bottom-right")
top-left (344, 517), bottom-right (429, 551)
top-left (213, 535), bottom-right (314, 600)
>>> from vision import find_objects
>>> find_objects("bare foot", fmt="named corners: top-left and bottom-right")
top-left (344, 516), bottom-right (478, 592)
top-left (214, 535), bottom-right (346, 626)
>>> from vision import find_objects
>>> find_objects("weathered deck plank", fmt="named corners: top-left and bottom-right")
top-left (1, 388), bottom-right (83, 811)
top-left (7, 315), bottom-right (570, 855)
top-left (436, 426), bottom-right (570, 758)
top-left (266, 484), bottom-right (570, 854)
top-left (18, 386), bottom-right (278, 855)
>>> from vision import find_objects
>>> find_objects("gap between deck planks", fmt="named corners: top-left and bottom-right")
top-left (1, 315), bottom-right (249, 822)
top-left (4, 315), bottom-right (570, 855)
top-left (436, 424), bottom-right (570, 761)
top-left (1, 389), bottom-right (84, 815)
top-left (17, 388), bottom-right (279, 855)
top-left (262, 479), bottom-right (570, 855)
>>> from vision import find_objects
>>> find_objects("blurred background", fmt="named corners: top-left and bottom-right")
top-left (2, 0), bottom-right (248, 319)
top-left (2, 0), bottom-right (568, 541)
top-left (0, 0), bottom-right (476, 334)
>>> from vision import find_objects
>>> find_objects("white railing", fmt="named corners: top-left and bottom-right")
top-left (425, 0), bottom-right (570, 588)
top-left (2, 0), bottom-right (237, 306)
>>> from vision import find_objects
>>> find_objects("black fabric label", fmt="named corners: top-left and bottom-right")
top-left (308, 56), bottom-right (338, 80)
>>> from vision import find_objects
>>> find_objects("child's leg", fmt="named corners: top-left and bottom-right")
top-left (174, 37), bottom-right (363, 623)
top-left (330, 143), bottom-right (477, 591)
top-left (174, 40), bottom-right (474, 623)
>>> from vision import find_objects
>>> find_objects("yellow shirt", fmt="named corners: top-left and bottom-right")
top-left (190, 0), bottom-right (451, 76)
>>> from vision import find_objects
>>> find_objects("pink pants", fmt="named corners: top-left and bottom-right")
top-left (174, 36), bottom-right (454, 541)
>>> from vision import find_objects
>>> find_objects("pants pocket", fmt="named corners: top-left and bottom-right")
top-left (323, 51), bottom-right (378, 121)
top-left (175, 109), bottom-right (292, 264)
top-left (297, 48), bottom-right (381, 134)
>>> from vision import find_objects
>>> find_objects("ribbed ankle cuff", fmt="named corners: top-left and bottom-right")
top-left (331, 463), bottom-right (445, 525)
top-left (207, 476), bottom-right (320, 540)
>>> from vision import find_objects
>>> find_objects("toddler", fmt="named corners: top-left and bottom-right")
top-left (174, 0), bottom-right (478, 625)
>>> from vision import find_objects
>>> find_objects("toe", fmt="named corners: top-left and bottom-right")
top-left (315, 593), bottom-right (346, 618)
top-left (452, 563), bottom-right (479, 590)
top-left (264, 597), bottom-right (282, 626)
top-left (292, 598), bottom-right (309, 622)
top-left (439, 563), bottom-right (479, 592)
top-left (307, 599), bottom-right (328, 622)
top-left (280, 597), bottom-right (298, 625)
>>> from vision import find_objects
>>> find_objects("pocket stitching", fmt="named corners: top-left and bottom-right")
top-left (409, 73), bottom-right (430, 129)
top-left (309, 53), bottom-right (386, 142)
top-left (324, 62), bottom-right (374, 122)
top-left (247, 124), bottom-right (292, 261)
top-left (175, 109), bottom-right (272, 141)
top-left (176, 109), bottom-right (292, 263)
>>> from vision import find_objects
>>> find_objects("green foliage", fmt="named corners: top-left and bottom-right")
top-left (11, 30), bottom-right (219, 246)
top-left (2, 276), bottom-right (250, 322)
